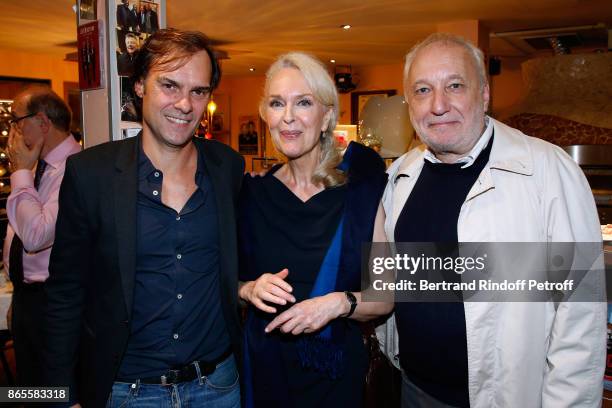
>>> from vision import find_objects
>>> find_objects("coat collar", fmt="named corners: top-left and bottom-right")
top-left (113, 135), bottom-right (139, 318)
top-left (487, 119), bottom-right (533, 176)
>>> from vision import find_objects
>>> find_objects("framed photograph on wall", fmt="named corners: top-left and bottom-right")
top-left (238, 115), bottom-right (260, 155)
top-left (333, 124), bottom-right (357, 149)
top-left (209, 93), bottom-right (230, 144)
top-left (350, 89), bottom-right (396, 125)
top-left (79, 0), bottom-right (97, 21)
top-left (134, 1), bottom-right (160, 36)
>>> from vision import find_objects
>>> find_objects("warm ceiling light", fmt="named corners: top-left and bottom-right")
top-left (341, 24), bottom-right (351, 30)
top-left (249, 68), bottom-right (255, 72)
top-left (330, 59), bottom-right (336, 63)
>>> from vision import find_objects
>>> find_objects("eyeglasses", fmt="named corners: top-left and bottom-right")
top-left (8, 112), bottom-right (36, 126)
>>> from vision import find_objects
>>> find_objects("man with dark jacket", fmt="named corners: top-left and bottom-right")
top-left (115, 0), bottom-right (131, 30)
top-left (43, 28), bottom-right (244, 408)
top-left (116, 32), bottom-right (139, 76)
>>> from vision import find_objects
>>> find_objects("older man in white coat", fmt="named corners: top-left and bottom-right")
top-left (376, 33), bottom-right (606, 408)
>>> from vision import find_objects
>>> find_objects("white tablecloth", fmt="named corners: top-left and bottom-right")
top-left (0, 283), bottom-right (12, 331)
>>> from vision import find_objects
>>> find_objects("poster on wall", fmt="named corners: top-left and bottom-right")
top-left (333, 124), bottom-right (357, 150)
top-left (115, 0), bottom-right (160, 78)
top-left (116, 0), bottom-right (160, 46)
top-left (115, 0), bottom-right (161, 137)
top-left (120, 77), bottom-right (138, 123)
top-left (116, 31), bottom-right (142, 77)
top-left (238, 115), bottom-right (260, 155)
top-left (78, 21), bottom-right (103, 90)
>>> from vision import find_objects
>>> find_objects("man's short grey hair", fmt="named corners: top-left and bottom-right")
top-left (403, 33), bottom-right (488, 90)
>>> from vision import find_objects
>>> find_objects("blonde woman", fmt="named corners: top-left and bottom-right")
top-left (238, 52), bottom-right (392, 407)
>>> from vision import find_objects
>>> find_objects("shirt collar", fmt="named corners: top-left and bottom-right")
top-left (42, 134), bottom-right (80, 169)
top-left (137, 139), bottom-right (156, 181)
top-left (137, 138), bottom-right (205, 181)
top-left (423, 116), bottom-right (493, 168)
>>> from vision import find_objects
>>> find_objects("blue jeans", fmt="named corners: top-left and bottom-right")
top-left (107, 355), bottom-right (240, 407)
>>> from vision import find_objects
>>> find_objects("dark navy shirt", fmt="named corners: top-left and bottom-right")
top-left (118, 141), bottom-right (230, 379)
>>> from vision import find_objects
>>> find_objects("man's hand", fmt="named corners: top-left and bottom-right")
top-left (264, 292), bottom-right (347, 335)
top-left (239, 269), bottom-right (295, 313)
top-left (8, 125), bottom-right (42, 171)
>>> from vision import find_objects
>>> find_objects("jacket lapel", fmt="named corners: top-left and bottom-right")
top-left (198, 140), bottom-right (234, 305)
top-left (113, 136), bottom-right (139, 319)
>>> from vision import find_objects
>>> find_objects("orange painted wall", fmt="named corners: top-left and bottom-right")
top-left (215, 74), bottom-right (266, 171)
top-left (0, 49), bottom-right (78, 99)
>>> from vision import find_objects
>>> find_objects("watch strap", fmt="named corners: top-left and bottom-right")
top-left (344, 291), bottom-right (357, 318)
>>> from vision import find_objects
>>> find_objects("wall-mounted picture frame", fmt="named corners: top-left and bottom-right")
top-left (333, 124), bottom-right (357, 149)
top-left (79, 0), bottom-right (97, 21)
top-left (238, 115), bottom-right (260, 155)
top-left (116, 0), bottom-right (159, 35)
top-left (350, 89), bottom-right (396, 125)
top-left (209, 93), bottom-right (230, 144)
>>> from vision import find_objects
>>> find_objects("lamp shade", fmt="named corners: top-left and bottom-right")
top-left (360, 95), bottom-right (414, 158)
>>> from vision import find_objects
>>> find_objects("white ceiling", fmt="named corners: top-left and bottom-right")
top-left (0, 0), bottom-right (610, 75)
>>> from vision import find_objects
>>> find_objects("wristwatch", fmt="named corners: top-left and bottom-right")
top-left (344, 291), bottom-right (357, 318)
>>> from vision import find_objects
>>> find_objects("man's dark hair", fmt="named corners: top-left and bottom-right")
top-left (22, 86), bottom-right (72, 132)
top-left (130, 28), bottom-right (221, 120)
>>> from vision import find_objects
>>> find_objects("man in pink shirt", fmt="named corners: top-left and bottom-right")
top-left (3, 86), bottom-right (81, 386)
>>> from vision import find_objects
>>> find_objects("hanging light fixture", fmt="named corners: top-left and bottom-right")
top-left (204, 96), bottom-right (217, 139)
top-left (207, 98), bottom-right (217, 116)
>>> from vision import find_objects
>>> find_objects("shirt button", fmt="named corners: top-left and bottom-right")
top-left (177, 294), bottom-right (183, 300)
top-left (173, 333), bottom-right (179, 340)
top-left (152, 190), bottom-right (159, 196)
top-left (154, 171), bottom-right (160, 177)
top-left (176, 216), bottom-right (181, 221)
top-left (176, 254), bottom-right (182, 260)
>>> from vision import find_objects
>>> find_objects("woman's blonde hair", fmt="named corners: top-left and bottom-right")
top-left (260, 52), bottom-right (346, 187)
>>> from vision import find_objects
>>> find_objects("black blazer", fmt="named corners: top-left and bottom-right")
top-left (43, 136), bottom-right (244, 408)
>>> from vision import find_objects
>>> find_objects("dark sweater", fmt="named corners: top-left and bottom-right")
top-left (393, 135), bottom-right (493, 407)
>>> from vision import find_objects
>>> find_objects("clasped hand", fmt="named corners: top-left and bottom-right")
top-left (240, 269), bottom-right (346, 335)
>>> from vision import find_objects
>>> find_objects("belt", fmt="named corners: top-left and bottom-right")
top-left (118, 347), bottom-right (233, 385)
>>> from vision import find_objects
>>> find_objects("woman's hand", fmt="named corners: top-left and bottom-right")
top-left (264, 292), bottom-right (348, 335)
top-left (239, 269), bottom-right (295, 313)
